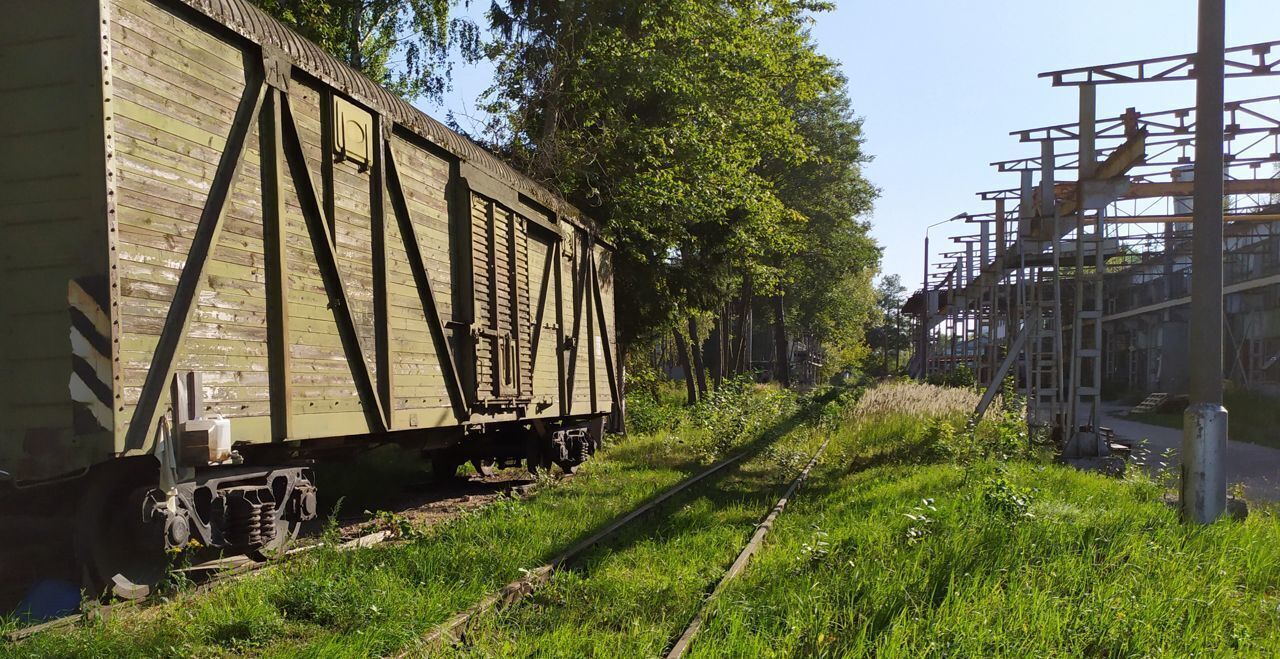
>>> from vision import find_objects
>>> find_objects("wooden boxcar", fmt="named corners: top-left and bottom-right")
top-left (0, 0), bottom-right (619, 594)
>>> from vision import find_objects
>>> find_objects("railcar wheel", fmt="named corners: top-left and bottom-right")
top-left (73, 459), bottom-right (170, 600)
top-left (525, 435), bottom-right (552, 475)
top-left (427, 450), bottom-right (464, 482)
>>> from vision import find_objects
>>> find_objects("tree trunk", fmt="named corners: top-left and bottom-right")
top-left (730, 301), bottom-right (745, 378)
top-left (732, 275), bottom-right (754, 376)
top-left (895, 314), bottom-right (903, 372)
top-left (347, 6), bottom-right (363, 70)
top-left (772, 295), bottom-right (789, 387)
top-left (673, 329), bottom-right (698, 406)
top-left (720, 304), bottom-right (731, 382)
top-left (710, 314), bottom-right (724, 390)
top-left (688, 318), bottom-right (708, 398)
top-left (883, 327), bottom-right (890, 375)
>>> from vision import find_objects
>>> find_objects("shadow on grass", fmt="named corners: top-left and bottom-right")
top-left (531, 388), bottom-right (846, 584)
top-left (514, 389), bottom-right (844, 580)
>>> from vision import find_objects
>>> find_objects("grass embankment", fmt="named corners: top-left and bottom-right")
top-left (2, 380), bottom-right (811, 657)
top-left (684, 382), bottom-right (1280, 657)
top-left (1128, 389), bottom-right (1280, 451)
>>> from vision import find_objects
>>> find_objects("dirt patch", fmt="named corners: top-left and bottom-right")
top-left (331, 468), bottom-right (550, 539)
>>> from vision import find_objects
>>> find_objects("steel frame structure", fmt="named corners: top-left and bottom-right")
top-left (906, 37), bottom-right (1280, 468)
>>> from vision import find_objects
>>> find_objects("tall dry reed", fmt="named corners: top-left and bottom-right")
top-left (849, 381), bottom-right (986, 420)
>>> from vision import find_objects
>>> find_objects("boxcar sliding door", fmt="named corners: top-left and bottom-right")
top-left (467, 192), bottom-right (534, 410)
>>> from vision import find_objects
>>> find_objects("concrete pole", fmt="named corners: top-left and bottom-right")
top-left (1183, 0), bottom-right (1227, 524)
top-left (995, 199), bottom-right (1007, 256)
top-left (1079, 85), bottom-right (1097, 180)
top-left (1040, 140), bottom-right (1056, 218)
top-left (955, 257), bottom-right (964, 373)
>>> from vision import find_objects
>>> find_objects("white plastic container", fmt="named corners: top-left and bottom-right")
top-left (210, 416), bottom-right (232, 463)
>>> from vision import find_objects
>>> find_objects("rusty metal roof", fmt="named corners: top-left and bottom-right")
top-left (177, 0), bottom-right (596, 233)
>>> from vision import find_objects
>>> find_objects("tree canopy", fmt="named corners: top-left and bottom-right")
top-left (479, 0), bottom-right (880, 353)
top-left (250, 0), bottom-right (479, 102)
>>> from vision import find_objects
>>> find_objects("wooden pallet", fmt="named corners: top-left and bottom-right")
top-left (1130, 392), bottom-right (1169, 415)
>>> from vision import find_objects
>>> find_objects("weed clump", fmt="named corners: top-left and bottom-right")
top-left (980, 475), bottom-right (1034, 520)
top-left (689, 377), bottom-right (797, 459)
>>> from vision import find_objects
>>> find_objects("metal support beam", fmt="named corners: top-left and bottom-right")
top-left (260, 87), bottom-right (292, 440)
top-left (1041, 39), bottom-right (1280, 86)
top-left (973, 325), bottom-right (1030, 421)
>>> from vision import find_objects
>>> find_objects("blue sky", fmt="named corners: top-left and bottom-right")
top-left (420, 1), bottom-right (1279, 293)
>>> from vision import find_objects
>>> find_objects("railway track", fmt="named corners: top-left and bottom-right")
top-left (3, 529), bottom-right (390, 643)
top-left (7, 409), bottom-right (833, 651)
top-left (396, 448), bottom-right (758, 656)
top-left (666, 435), bottom-right (833, 658)
top-left (399, 431), bottom-right (834, 657)
top-left (4, 445), bottom-right (748, 647)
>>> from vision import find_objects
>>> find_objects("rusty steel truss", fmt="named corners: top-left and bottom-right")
top-left (905, 39), bottom-right (1280, 459)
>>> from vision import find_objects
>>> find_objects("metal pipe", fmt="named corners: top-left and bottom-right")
top-left (1183, 0), bottom-right (1227, 524)
top-left (922, 214), bottom-right (967, 379)
top-left (922, 233), bottom-right (930, 379)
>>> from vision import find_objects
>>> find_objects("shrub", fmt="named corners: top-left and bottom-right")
top-left (981, 475), bottom-right (1034, 520)
top-left (688, 377), bottom-right (797, 459)
top-left (624, 392), bottom-right (673, 435)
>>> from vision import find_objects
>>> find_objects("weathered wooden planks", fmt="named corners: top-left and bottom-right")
top-left (4, 0), bottom-right (617, 479)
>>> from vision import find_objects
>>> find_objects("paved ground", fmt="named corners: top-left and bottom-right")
top-left (1100, 405), bottom-right (1280, 503)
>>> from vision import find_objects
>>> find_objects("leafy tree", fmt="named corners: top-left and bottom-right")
top-left (771, 81), bottom-right (880, 362)
top-left (251, 0), bottom-right (883, 379)
top-left (478, 0), bottom-right (870, 348)
top-left (865, 274), bottom-right (914, 375)
top-left (250, 0), bottom-right (479, 102)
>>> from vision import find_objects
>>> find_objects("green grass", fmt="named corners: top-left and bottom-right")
top-left (3, 384), bottom-right (812, 658)
top-left (11, 382), bottom-right (1277, 657)
top-left (441, 415), bottom-right (832, 657)
top-left (4, 437), bottom-right (711, 658)
top-left (682, 398), bottom-right (1280, 657)
top-left (1129, 388), bottom-right (1280, 451)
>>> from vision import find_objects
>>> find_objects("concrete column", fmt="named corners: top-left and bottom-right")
top-left (995, 199), bottom-right (1007, 256)
top-left (1183, 0), bottom-right (1227, 524)
top-left (1040, 140), bottom-right (1056, 218)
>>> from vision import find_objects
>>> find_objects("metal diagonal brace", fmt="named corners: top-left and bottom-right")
top-left (125, 82), bottom-right (268, 451)
top-left (972, 325), bottom-right (1030, 422)
top-left (383, 139), bottom-right (469, 420)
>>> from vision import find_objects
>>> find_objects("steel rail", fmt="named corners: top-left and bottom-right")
top-left (664, 435), bottom-right (833, 659)
top-left (397, 448), bottom-right (760, 657)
